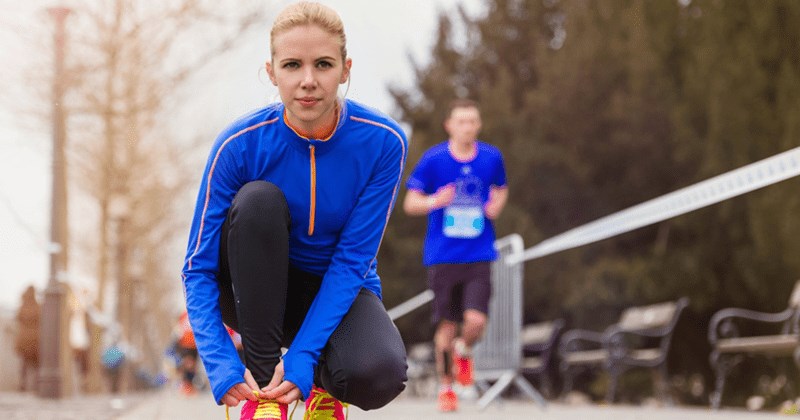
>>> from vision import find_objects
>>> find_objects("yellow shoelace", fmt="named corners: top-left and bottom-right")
top-left (224, 391), bottom-right (299, 420)
top-left (303, 389), bottom-right (348, 420)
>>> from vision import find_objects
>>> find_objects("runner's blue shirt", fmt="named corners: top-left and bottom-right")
top-left (406, 141), bottom-right (507, 266)
top-left (181, 99), bottom-right (408, 403)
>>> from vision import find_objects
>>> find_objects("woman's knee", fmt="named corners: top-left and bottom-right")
top-left (322, 290), bottom-right (408, 409)
top-left (230, 181), bottom-right (289, 227)
top-left (329, 352), bottom-right (407, 410)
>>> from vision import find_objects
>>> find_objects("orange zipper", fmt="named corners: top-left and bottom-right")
top-left (308, 145), bottom-right (316, 236)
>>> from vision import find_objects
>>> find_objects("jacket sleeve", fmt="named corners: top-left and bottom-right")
top-left (282, 128), bottom-right (408, 398)
top-left (181, 135), bottom-right (246, 404)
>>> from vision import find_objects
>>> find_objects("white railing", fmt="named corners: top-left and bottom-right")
top-left (510, 146), bottom-right (800, 264)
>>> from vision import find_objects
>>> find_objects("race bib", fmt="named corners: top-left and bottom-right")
top-left (443, 205), bottom-right (484, 238)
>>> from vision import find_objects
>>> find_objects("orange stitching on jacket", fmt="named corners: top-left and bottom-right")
top-left (349, 116), bottom-right (407, 278)
top-left (185, 118), bottom-right (279, 273)
top-left (309, 145), bottom-right (317, 236)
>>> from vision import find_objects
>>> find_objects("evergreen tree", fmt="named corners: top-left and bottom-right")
top-left (385, 0), bottom-right (800, 404)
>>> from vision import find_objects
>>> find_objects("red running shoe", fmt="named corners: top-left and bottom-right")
top-left (240, 398), bottom-right (288, 420)
top-left (437, 388), bottom-right (458, 412)
top-left (453, 339), bottom-right (474, 386)
top-left (179, 380), bottom-right (196, 396)
top-left (304, 385), bottom-right (347, 419)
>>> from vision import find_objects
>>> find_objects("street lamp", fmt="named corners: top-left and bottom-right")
top-left (38, 6), bottom-right (71, 399)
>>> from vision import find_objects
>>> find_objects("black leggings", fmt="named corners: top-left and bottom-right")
top-left (217, 181), bottom-right (407, 410)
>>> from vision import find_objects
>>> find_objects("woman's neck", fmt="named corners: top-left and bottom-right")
top-left (284, 105), bottom-right (340, 140)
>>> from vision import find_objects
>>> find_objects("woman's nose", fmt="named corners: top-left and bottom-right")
top-left (301, 68), bottom-right (316, 88)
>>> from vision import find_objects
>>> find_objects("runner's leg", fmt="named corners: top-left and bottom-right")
top-left (217, 180), bottom-right (290, 387)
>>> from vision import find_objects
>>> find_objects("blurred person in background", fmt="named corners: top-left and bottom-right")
top-left (403, 98), bottom-right (508, 412)
top-left (173, 310), bottom-right (199, 396)
top-left (14, 285), bottom-right (40, 392)
top-left (67, 285), bottom-right (90, 394)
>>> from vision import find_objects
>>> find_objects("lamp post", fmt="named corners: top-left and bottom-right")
top-left (38, 6), bottom-right (71, 399)
top-left (109, 195), bottom-right (132, 392)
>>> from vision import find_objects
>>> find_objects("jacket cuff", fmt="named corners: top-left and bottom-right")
top-left (283, 352), bottom-right (315, 399)
top-left (212, 370), bottom-right (246, 405)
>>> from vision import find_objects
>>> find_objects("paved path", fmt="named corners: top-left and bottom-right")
top-left (119, 389), bottom-right (784, 420)
top-left (0, 388), bottom-right (788, 419)
top-left (0, 391), bottom-right (148, 420)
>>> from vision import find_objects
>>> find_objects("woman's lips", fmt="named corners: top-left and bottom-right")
top-left (298, 97), bottom-right (318, 107)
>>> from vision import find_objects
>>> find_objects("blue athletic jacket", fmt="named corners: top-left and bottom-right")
top-left (181, 99), bottom-right (408, 403)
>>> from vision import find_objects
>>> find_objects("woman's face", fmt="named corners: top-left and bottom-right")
top-left (266, 24), bottom-right (351, 134)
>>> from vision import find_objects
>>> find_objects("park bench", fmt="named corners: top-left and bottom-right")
top-left (708, 280), bottom-right (800, 409)
top-left (558, 297), bottom-right (690, 403)
top-left (520, 318), bottom-right (565, 398)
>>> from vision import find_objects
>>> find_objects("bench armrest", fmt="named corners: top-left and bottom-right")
top-left (601, 325), bottom-right (671, 360)
top-left (558, 328), bottom-right (604, 357)
top-left (708, 307), bottom-right (797, 344)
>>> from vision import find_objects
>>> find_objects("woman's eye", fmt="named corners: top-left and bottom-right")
top-left (316, 61), bottom-right (333, 68)
top-left (283, 62), bottom-right (300, 69)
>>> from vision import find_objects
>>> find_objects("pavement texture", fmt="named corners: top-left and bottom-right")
top-left (0, 391), bottom-right (149, 420)
top-left (0, 388), bottom-right (791, 420)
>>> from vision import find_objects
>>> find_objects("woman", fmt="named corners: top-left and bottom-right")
top-left (181, 2), bottom-right (408, 419)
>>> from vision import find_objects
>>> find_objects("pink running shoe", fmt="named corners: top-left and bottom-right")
top-left (304, 386), bottom-right (347, 420)
top-left (240, 398), bottom-right (288, 420)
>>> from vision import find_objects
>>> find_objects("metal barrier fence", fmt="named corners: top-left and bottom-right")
top-left (472, 233), bottom-right (546, 409)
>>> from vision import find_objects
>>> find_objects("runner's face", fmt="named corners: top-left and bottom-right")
top-left (266, 24), bottom-right (351, 134)
top-left (445, 107), bottom-right (482, 144)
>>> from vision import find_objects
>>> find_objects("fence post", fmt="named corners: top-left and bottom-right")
top-left (473, 234), bottom-right (546, 409)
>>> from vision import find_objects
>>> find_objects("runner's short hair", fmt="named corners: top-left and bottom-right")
top-left (447, 98), bottom-right (480, 117)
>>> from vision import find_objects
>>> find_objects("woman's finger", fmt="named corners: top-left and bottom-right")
top-left (264, 379), bottom-right (299, 403)
top-left (275, 387), bottom-right (302, 405)
top-left (264, 361), bottom-right (284, 392)
top-left (220, 394), bottom-right (239, 407)
top-left (263, 380), bottom-right (292, 399)
top-left (243, 369), bottom-right (260, 400)
top-left (232, 383), bottom-right (253, 401)
top-left (228, 384), bottom-right (243, 400)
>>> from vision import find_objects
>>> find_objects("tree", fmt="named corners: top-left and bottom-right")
top-left (389, 0), bottom-right (800, 405)
top-left (26, 0), bottom-right (269, 393)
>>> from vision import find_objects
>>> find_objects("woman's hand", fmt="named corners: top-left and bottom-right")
top-left (220, 368), bottom-right (260, 407)
top-left (262, 360), bottom-right (303, 404)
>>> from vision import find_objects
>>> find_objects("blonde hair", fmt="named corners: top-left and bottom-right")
top-left (270, 2), bottom-right (348, 61)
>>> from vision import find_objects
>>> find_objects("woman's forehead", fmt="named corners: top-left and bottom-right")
top-left (272, 24), bottom-right (341, 58)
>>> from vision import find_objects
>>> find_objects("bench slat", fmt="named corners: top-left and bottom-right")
top-left (564, 349), bottom-right (608, 365)
top-left (716, 334), bottom-right (799, 355)
top-left (618, 302), bottom-right (678, 331)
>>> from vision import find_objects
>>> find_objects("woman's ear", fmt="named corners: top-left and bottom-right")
top-left (340, 58), bottom-right (352, 84)
top-left (265, 61), bottom-right (277, 86)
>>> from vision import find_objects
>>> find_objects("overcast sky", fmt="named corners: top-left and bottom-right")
top-left (0, 0), bottom-right (485, 311)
